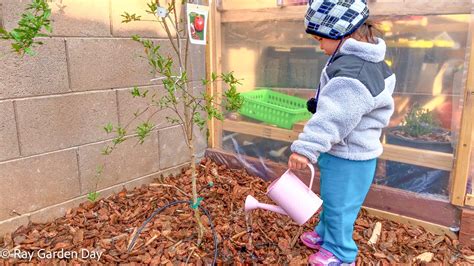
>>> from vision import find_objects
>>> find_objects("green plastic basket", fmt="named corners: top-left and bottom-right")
top-left (238, 88), bottom-right (312, 129)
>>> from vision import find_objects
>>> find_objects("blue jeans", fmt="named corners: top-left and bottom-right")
top-left (315, 153), bottom-right (376, 263)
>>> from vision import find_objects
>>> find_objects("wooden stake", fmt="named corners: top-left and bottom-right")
top-left (451, 13), bottom-right (474, 206)
top-left (206, 0), bottom-right (223, 149)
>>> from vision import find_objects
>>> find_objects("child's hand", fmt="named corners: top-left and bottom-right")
top-left (288, 153), bottom-right (309, 170)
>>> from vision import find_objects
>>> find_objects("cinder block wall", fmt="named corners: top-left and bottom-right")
top-left (0, 0), bottom-right (206, 236)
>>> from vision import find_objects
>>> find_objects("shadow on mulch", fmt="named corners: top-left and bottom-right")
top-left (1, 158), bottom-right (473, 265)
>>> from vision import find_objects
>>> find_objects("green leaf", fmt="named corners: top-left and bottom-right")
top-left (132, 34), bottom-right (141, 42)
top-left (24, 47), bottom-right (36, 56)
top-left (104, 123), bottom-right (114, 133)
top-left (117, 127), bottom-right (126, 137)
top-left (136, 122), bottom-right (154, 144)
top-left (43, 9), bottom-right (51, 19)
top-left (165, 116), bottom-right (180, 125)
top-left (112, 136), bottom-right (125, 145)
top-left (121, 12), bottom-right (142, 23)
top-left (147, 1), bottom-right (158, 14)
top-left (44, 24), bottom-right (52, 33)
top-left (11, 43), bottom-right (22, 52)
top-left (0, 27), bottom-right (9, 36)
top-left (131, 87), bottom-right (141, 98)
top-left (193, 112), bottom-right (207, 131)
top-left (10, 30), bottom-right (21, 41)
top-left (87, 192), bottom-right (100, 202)
top-left (101, 146), bottom-right (112, 155)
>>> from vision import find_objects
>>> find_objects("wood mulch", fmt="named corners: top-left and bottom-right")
top-left (1, 158), bottom-right (473, 265)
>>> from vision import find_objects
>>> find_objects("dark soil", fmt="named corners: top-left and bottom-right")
top-left (391, 129), bottom-right (451, 143)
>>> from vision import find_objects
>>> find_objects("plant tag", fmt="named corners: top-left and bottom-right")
top-left (156, 7), bottom-right (168, 17)
top-left (187, 3), bottom-right (209, 45)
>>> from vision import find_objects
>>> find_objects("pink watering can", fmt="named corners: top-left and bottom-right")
top-left (245, 164), bottom-right (323, 225)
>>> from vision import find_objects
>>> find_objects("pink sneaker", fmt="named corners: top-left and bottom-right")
top-left (300, 231), bottom-right (323, 249)
top-left (308, 248), bottom-right (355, 266)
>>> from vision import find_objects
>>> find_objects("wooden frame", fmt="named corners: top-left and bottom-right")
top-left (206, 0), bottom-right (224, 149)
top-left (451, 12), bottom-right (474, 206)
top-left (363, 207), bottom-right (457, 239)
top-left (223, 120), bottom-right (454, 171)
top-left (220, 1), bottom-right (473, 23)
top-left (206, 148), bottom-right (460, 235)
top-left (459, 209), bottom-right (474, 247)
top-left (466, 194), bottom-right (474, 206)
top-left (207, 0), bottom-right (474, 218)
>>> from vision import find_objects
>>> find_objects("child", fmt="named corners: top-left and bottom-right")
top-left (288, 0), bottom-right (396, 265)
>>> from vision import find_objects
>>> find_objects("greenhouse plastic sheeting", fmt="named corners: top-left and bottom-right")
top-left (216, 14), bottom-right (472, 199)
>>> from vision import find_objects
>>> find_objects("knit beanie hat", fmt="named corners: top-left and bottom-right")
top-left (304, 0), bottom-right (369, 40)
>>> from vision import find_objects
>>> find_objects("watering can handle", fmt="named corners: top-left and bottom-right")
top-left (307, 163), bottom-right (315, 193)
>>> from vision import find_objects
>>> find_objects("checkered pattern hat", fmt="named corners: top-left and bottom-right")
top-left (304, 0), bottom-right (369, 40)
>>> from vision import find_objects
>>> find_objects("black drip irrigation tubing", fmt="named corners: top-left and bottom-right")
top-left (127, 200), bottom-right (219, 265)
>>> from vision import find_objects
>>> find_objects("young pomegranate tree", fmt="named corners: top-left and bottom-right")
top-left (102, 0), bottom-right (243, 245)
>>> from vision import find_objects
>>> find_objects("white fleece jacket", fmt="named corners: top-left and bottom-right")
top-left (291, 38), bottom-right (396, 163)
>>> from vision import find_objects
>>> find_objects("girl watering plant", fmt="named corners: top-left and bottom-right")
top-left (288, 0), bottom-right (396, 265)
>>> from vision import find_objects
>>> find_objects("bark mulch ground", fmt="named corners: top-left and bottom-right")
top-left (1, 158), bottom-right (473, 265)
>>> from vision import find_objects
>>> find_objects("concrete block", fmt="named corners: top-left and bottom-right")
top-left (0, 39), bottom-right (69, 100)
top-left (2, 0), bottom-right (34, 31)
top-left (117, 86), bottom-right (183, 130)
top-left (0, 2), bottom-right (4, 30)
top-left (0, 101), bottom-right (20, 161)
top-left (0, 215), bottom-right (29, 239)
top-left (29, 197), bottom-right (87, 224)
top-left (0, 149), bottom-right (80, 220)
top-left (29, 180), bottom-right (134, 224)
top-left (110, 0), bottom-right (182, 38)
top-left (159, 125), bottom-right (190, 169)
top-left (194, 126), bottom-right (208, 158)
top-left (122, 163), bottom-right (189, 191)
top-left (92, 183), bottom-right (126, 201)
top-left (15, 91), bottom-right (118, 156)
top-left (2, 0), bottom-right (111, 37)
top-left (78, 131), bottom-right (159, 194)
top-left (67, 38), bottom-right (176, 91)
top-left (188, 45), bottom-right (207, 83)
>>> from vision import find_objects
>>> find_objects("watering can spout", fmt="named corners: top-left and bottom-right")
top-left (244, 195), bottom-right (288, 216)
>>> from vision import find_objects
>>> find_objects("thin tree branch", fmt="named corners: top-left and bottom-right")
top-left (156, 1), bottom-right (179, 56)
top-left (185, 24), bottom-right (190, 71)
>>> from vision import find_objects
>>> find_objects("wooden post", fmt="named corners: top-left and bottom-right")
top-left (206, 0), bottom-right (216, 148)
top-left (451, 11), bottom-right (474, 206)
top-left (206, 0), bottom-right (223, 148)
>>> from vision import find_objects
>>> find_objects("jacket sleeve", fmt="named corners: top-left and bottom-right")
top-left (291, 77), bottom-right (375, 163)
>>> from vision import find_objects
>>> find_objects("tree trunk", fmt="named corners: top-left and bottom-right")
top-left (190, 142), bottom-right (205, 246)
